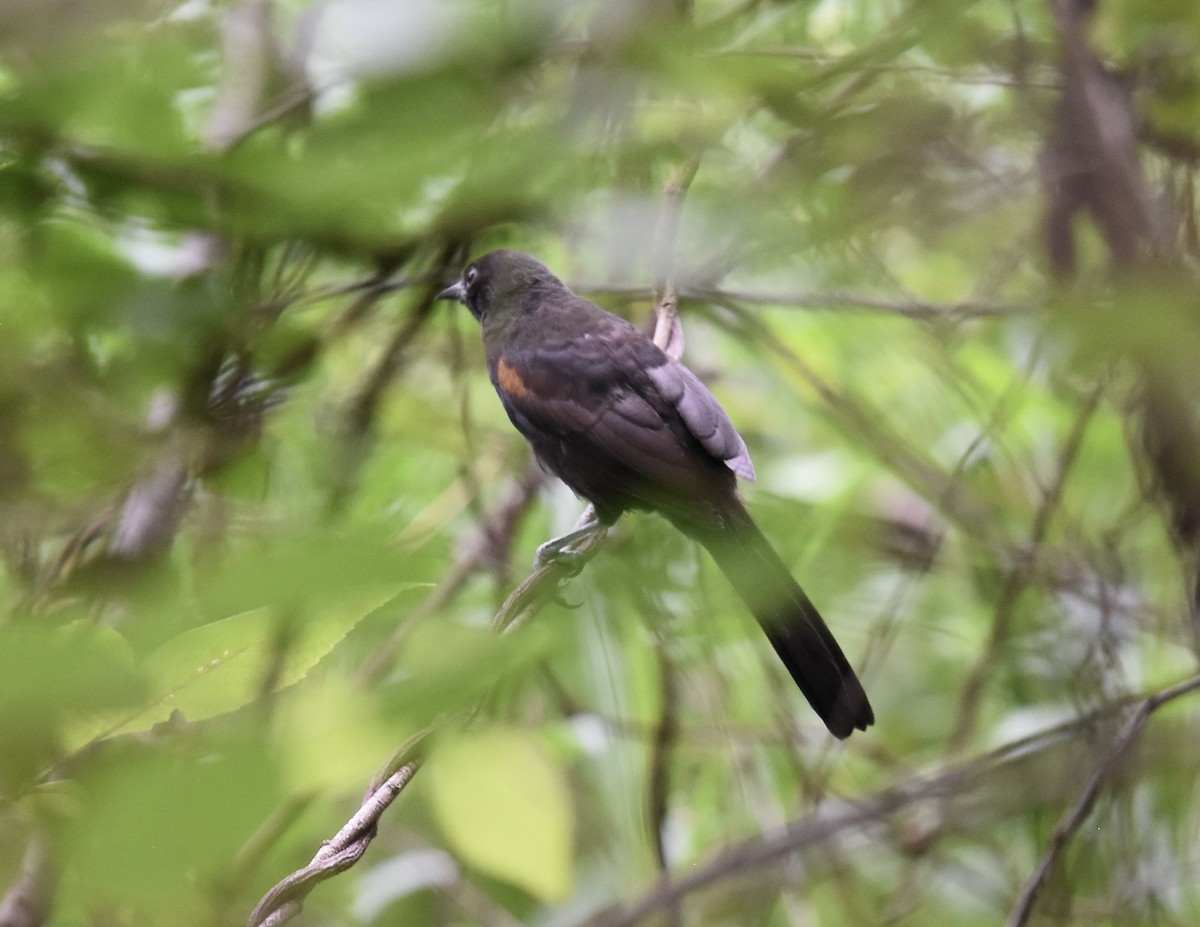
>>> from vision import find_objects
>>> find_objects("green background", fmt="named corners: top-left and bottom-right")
top-left (0, 1), bottom-right (1198, 925)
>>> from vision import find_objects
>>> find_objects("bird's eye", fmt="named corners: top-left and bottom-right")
top-left (465, 266), bottom-right (478, 286)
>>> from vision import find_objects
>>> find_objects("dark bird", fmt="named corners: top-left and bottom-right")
top-left (440, 250), bottom-right (873, 738)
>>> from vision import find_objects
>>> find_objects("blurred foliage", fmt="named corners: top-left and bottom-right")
top-left (0, 0), bottom-right (1198, 926)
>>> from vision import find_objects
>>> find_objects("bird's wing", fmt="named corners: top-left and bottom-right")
top-left (493, 315), bottom-right (754, 489)
top-left (646, 360), bottom-right (755, 481)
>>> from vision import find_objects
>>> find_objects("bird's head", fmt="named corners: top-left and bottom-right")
top-left (438, 250), bottom-right (563, 322)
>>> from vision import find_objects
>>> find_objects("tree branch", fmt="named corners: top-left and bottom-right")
top-left (0, 837), bottom-right (53, 927)
top-left (582, 283), bottom-right (1024, 321)
top-left (247, 742), bottom-right (425, 927)
top-left (946, 378), bottom-right (1107, 753)
top-left (651, 154), bottom-right (702, 361)
top-left (1005, 674), bottom-right (1200, 927)
top-left (575, 675), bottom-right (1200, 927)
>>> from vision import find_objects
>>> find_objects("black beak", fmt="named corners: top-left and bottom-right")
top-left (438, 280), bottom-right (466, 302)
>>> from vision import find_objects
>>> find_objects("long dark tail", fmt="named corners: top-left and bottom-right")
top-left (675, 504), bottom-right (874, 738)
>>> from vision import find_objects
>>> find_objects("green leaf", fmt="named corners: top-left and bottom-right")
top-left (276, 679), bottom-right (399, 791)
top-left (430, 728), bottom-right (574, 902)
top-left (0, 621), bottom-right (144, 793)
top-left (61, 733), bottom-right (280, 918)
top-left (66, 585), bottom-right (404, 750)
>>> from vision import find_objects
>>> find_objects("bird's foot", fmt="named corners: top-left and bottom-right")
top-left (533, 517), bottom-right (607, 571)
top-left (533, 537), bottom-right (589, 572)
top-left (534, 540), bottom-right (578, 569)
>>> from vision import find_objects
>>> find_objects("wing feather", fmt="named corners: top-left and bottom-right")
top-left (492, 310), bottom-right (754, 505)
top-left (647, 362), bottom-right (755, 481)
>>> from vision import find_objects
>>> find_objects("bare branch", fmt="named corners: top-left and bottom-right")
top-left (248, 750), bottom-right (423, 927)
top-left (575, 675), bottom-right (1200, 927)
top-left (581, 283), bottom-right (1024, 321)
top-left (108, 453), bottom-right (189, 560)
top-left (946, 379), bottom-right (1108, 753)
top-left (647, 646), bottom-right (680, 880)
top-left (357, 462), bottom-right (546, 685)
top-left (0, 837), bottom-right (53, 927)
top-left (489, 505), bottom-right (609, 636)
top-left (1005, 674), bottom-right (1200, 927)
top-left (250, 458), bottom-right (547, 923)
top-left (331, 246), bottom-right (462, 509)
top-left (651, 154), bottom-right (702, 361)
top-left (206, 0), bottom-right (311, 153)
top-left (1041, 0), bottom-right (1166, 271)
top-left (714, 48), bottom-right (1059, 90)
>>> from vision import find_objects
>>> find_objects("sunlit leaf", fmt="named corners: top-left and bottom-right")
top-left (67, 586), bottom-right (405, 749)
top-left (429, 728), bottom-right (574, 902)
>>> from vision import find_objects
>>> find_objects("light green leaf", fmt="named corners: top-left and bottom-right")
top-left (66, 585), bottom-right (405, 750)
top-left (276, 679), bottom-right (398, 791)
top-left (430, 728), bottom-right (574, 902)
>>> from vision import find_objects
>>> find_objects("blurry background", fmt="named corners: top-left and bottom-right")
top-left (1, 0), bottom-right (1199, 925)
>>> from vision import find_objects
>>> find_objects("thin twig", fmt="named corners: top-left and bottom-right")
top-left (647, 645), bottom-right (679, 877)
top-left (1005, 674), bottom-right (1200, 927)
top-left (713, 47), bottom-right (1059, 89)
top-left (357, 461), bottom-right (545, 685)
top-left (651, 154), bottom-right (702, 360)
top-left (330, 246), bottom-right (460, 510)
top-left (0, 836), bottom-right (53, 927)
top-left (714, 300), bottom-right (994, 534)
top-left (247, 741), bottom-right (425, 927)
top-left (574, 674), bottom-right (1200, 927)
top-left (249, 513), bottom-right (594, 926)
top-left (489, 506), bottom-right (608, 635)
top-left (248, 464), bottom-right (549, 923)
top-left (581, 283), bottom-right (1025, 321)
top-left (946, 379), bottom-right (1107, 753)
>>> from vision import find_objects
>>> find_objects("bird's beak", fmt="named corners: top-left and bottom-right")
top-left (438, 280), bottom-right (466, 303)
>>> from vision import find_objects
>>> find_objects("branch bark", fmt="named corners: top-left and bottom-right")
top-left (1005, 674), bottom-right (1200, 927)
top-left (574, 675), bottom-right (1200, 927)
top-left (0, 837), bottom-right (53, 927)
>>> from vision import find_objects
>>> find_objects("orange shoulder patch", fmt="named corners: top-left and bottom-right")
top-left (496, 358), bottom-right (531, 398)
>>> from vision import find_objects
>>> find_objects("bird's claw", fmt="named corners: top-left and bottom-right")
top-left (533, 515), bottom-right (606, 572)
top-left (549, 591), bottom-right (583, 610)
top-left (534, 540), bottom-right (586, 572)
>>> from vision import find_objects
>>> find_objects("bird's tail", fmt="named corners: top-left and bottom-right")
top-left (675, 504), bottom-right (874, 738)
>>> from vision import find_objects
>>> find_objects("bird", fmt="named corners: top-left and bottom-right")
top-left (439, 249), bottom-right (873, 738)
